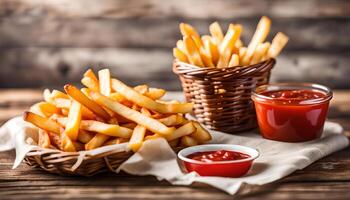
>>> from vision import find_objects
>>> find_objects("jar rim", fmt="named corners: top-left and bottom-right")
top-left (251, 82), bottom-right (333, 105)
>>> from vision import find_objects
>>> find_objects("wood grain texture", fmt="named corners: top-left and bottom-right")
top-left (1, 0), bottom-right (349, 19)
top-left (0, 16), bottom-right (349, 51)
top-left (0, 48), bottom-right (349, 89)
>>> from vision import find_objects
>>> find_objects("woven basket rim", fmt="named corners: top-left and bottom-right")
top-left (173, 58), bottom-right (275, 79)
top-left (26, 144), bottom-right (131, 158)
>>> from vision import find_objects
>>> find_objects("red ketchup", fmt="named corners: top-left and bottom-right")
top-left (188, 150), bottom-right (250, 162)
top-left (252, 83), bottom-right (332, 142)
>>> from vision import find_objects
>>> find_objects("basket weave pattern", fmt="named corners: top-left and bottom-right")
top-left (24, 148), bottom-right (133, 176)
top-left (173, 59), bottom-right (275, 133)
top-left (24, 146), bottom-right (184, 176)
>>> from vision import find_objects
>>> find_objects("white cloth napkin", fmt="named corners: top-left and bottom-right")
top-left (0, 116), bottom-right (348, 195)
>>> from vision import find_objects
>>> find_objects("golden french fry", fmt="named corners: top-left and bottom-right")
top-left (250, 42), bottom-right (270, 64)
top-left (104, 137), bottom-right (128, 146)
top-left (29, 102), bottom-right (46, 117)
top-left (134, 85), bottom-right (149, 94)
top-left (38, 129), bottom-right (51, 148)
top-left (209, 21), bottom-right (224, 44)
top-left (267, 32), bottom-right (289, 58)
top-left (199, 48), bottom-right (215, 68)
top-left (111, 79), bottom-right (193, 114)
top-left (52, 98), bottom-right (71, 108)
top-left (60, 129), bottom-right (76, 152)
top-left (179, 23), bottom-right (202, 48)
top-left (173, 48), bottom-right (189, 63)
top-left (85, 133), bottom-right (109, 150)
top-left (90, 91), bottom-right (175, 136)
top-left (217, 25), bottom-right (242, 68)
top-left (165, 122), bottom-right (196, 141)
top-left (144, 133), bottom-right (162, 141)
top-left (51, 90), bottom-right (69, 99)
top-left (176, 40), bottom-right (186, 53)
top-left (56, 117), bottom-right (132, 138)
top-left (78, 130), bottom-right (95, 143)
top-left (110, 92), bottom-right (126, 102)
top-left (140, 107), bottom-right (152, 116)
top-left (82, 77), bottom-right (99, 92)
top-left (181, 136), bottom-right (198, 147)
top-left (52, 98), bottom-right (96, 120)
top-left (239, 47), bottom-right (247, 63)
top-left (98, 69), bottom-right (112, 96)
top-left (203, 37), bottom-right (220, 65)
top-left (158, 114), bottom-right (184, 126)
top-left (82, 69), bottom-right (99, 91)
top-left (63, 100), bottom-right (82, 141)
top-left (37, 102), bottom-right (60, 117)
top-left (242, 16), bottom-right (271, 65)
top-left (128, 125), bottom-right (146, 152)
top-left (81, 120), bottom-right (132, 138)
top-left (64, 84), bottom-right (111, 120)
top-left (84, 69), bottom-right (99, 81)
top-left (43, 89), bottom-right (52, 103)
top-left (228, 54), bottom-right (240, 67)
top-left (183, 36), bottom-right (204, 67)
top-left (145, 88), bottom-right (166, 100)
top-left (216, 47), bottom-right (232, 68)
top-left (236, 39), bottom-right (243, 48)
top-left (191, 121), bottom-right (212, 142)
top-left (219, 24), bottom-right (242, 54)
top-left (23, 112), bottom-right (61, 134)
top-left (61, 108), bottom-right (69, 116)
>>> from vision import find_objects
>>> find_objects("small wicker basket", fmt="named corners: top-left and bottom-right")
top-left (24, 146), bottom-right (183, 176)
top-left (24, 148), bottom-right (133, 176)
top-left (173, 59), bottom-right (275, 133)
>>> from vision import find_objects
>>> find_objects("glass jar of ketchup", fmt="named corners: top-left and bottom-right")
top-left (251, 83), bottom-right (332, 142)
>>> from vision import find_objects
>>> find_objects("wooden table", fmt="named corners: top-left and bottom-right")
top-left (0, 89), bottom-right (349, 199)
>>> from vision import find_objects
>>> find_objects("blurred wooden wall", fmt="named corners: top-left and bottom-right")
top-left (0, 0), bottom-right (349, 90)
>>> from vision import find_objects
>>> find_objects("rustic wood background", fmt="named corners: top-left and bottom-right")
top-left (0, 0), bottom-right (349, 90)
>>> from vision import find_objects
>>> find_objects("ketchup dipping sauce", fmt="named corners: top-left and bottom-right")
top-left (178, 144), bottom-right (259, 177)
top-left (252, 83), bottom-right (333, 142)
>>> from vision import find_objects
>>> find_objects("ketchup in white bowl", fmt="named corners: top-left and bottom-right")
top-left (178, 144), bottom-right (259, 177)
top-left (187, 150), bottom-right (250, 162)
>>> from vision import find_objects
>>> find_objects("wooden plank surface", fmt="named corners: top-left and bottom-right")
top-left (0, 89), bottom-right (349, 199)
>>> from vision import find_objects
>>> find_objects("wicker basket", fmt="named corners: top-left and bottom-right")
top-left (173, 59), bottom-right (275, 133)
top-left (24, 146), bottom-right (183, 176)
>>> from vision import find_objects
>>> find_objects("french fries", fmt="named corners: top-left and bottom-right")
top-left (183, 36), bottom-right (205, 67)
top-left (64, 84), bottom-right (111, 120)
top-left (173, 16), bottom-right (288, 68)
top-left (111, 79), bottom-right (193, 114)
top-left (24, 112), bottom-right (61, 134)
top-left (23, 69), bottom-right (212, 152)
top-left (98, 69), bottom-right (112, 96)
top-left (63, 100), bottom-right (82, 141)
top-left (90, 91), bottom-right (175, 136)
top-left (128, 125), bottom-right (146, 152)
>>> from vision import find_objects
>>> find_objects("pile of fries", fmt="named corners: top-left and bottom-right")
top-left (173, 16), bottom-right (289, 68)
top-left (23, 69), bottom-right (211, 152)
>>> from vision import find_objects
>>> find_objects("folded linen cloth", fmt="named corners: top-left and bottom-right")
top-left (0, 92), bottom-right (348, 195)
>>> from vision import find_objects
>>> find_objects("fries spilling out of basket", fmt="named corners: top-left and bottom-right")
top-left (23, 69), bottom-right (211, 152)
top-left (173, 16), bottom-right (289, 68)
